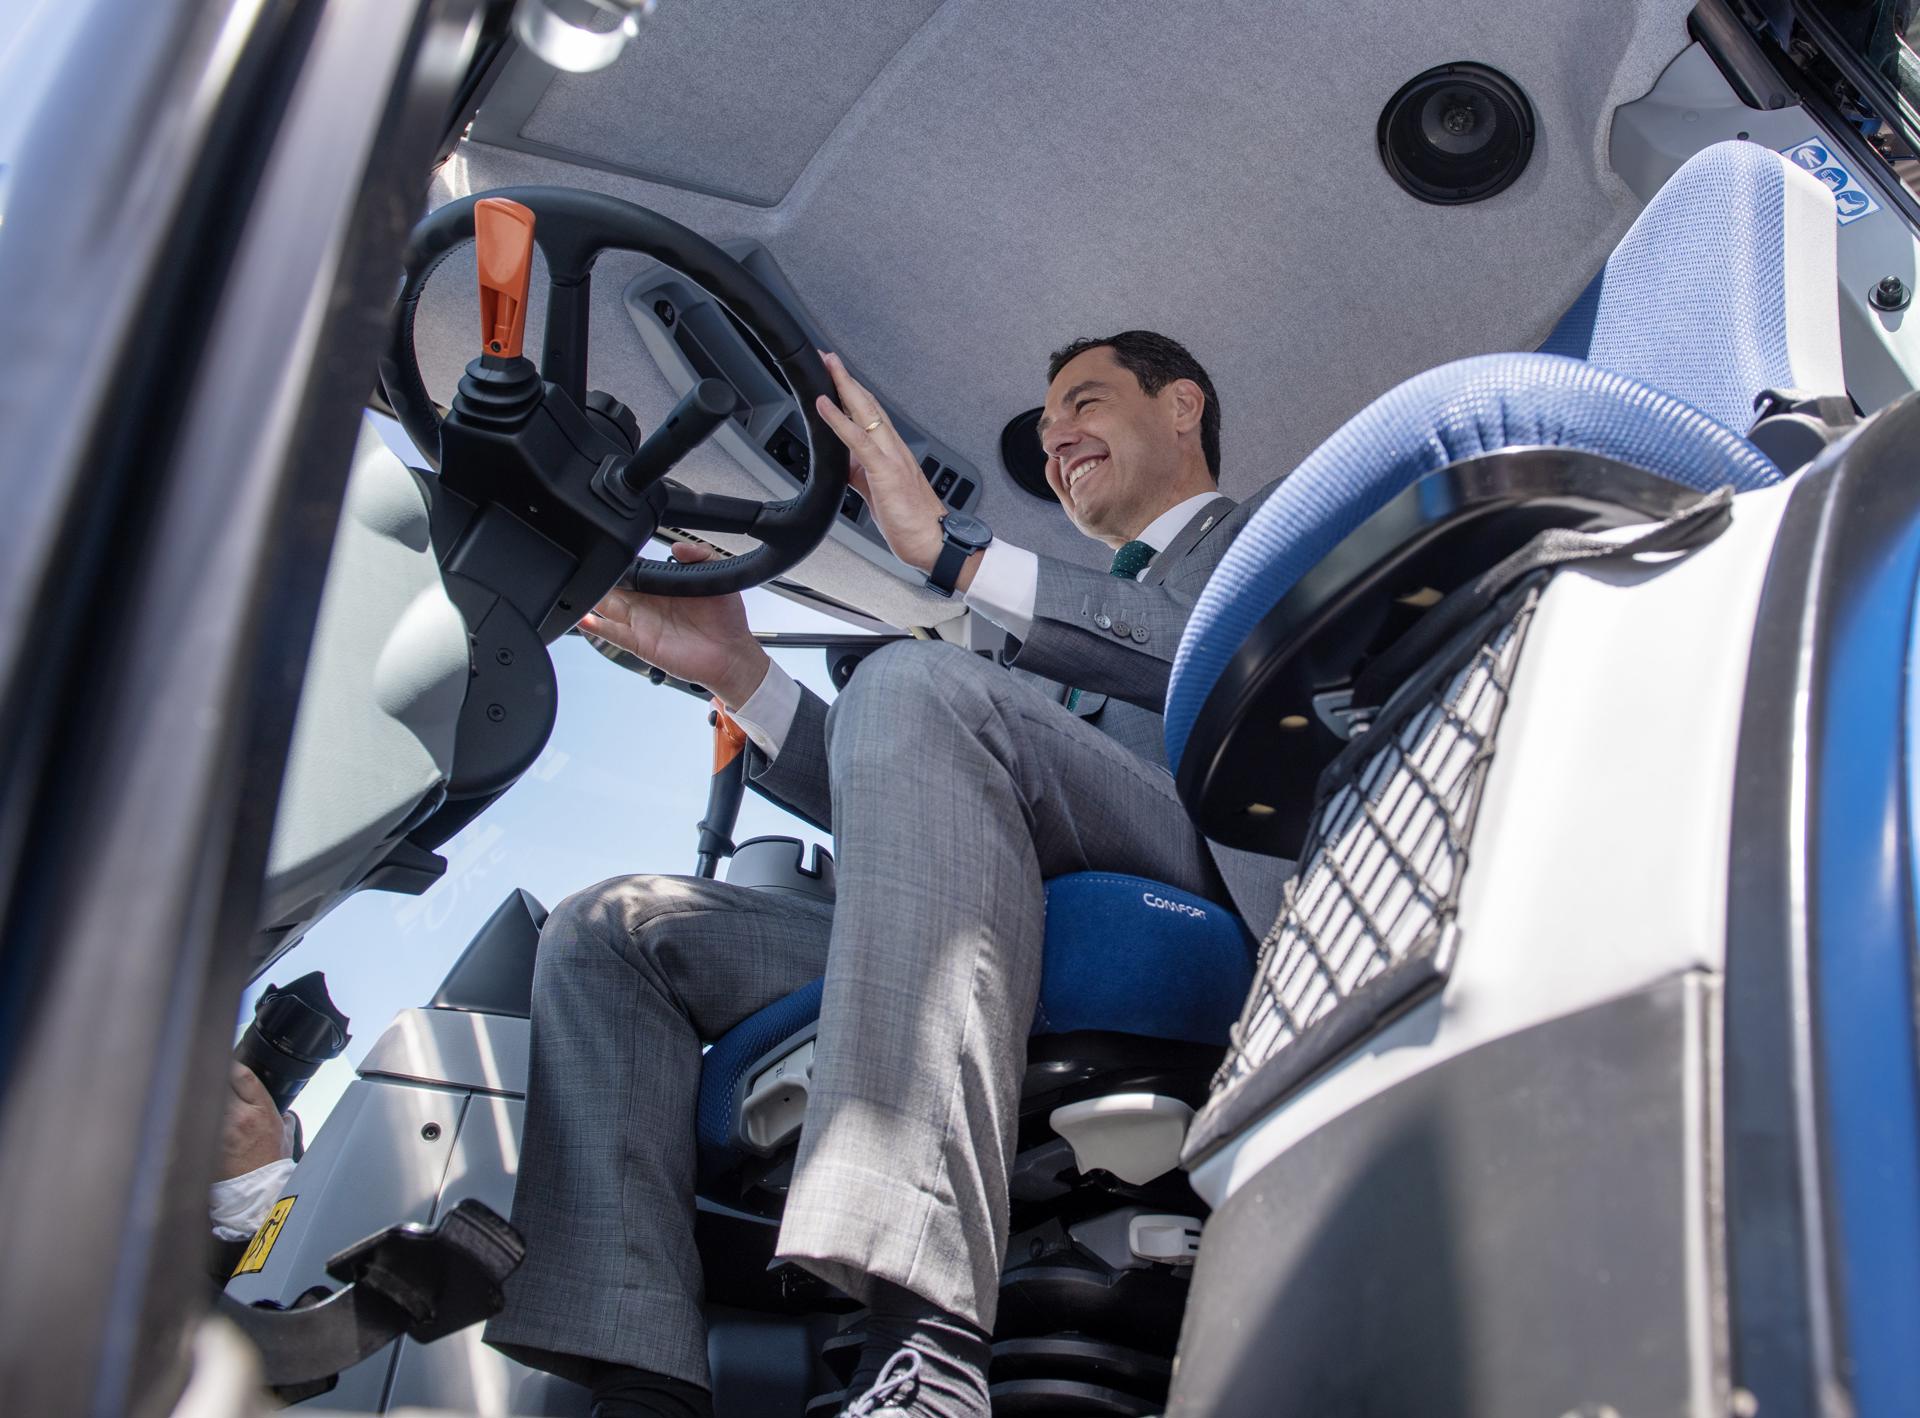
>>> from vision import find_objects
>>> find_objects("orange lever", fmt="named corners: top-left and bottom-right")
top-left (474, 197), bottom-right (536, 359)
top-left (712, 700), bottom-right (748, 773)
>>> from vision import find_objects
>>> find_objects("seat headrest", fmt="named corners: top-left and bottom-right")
top-left (1540, 140), bottom-right (1845, 432)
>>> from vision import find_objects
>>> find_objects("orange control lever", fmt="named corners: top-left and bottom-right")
top-left (711, 699), bottom-right (749, 774)
top-left (696, 699), bottom-right (751, 878)
top-left (474, 197), bottom-right (536, 359)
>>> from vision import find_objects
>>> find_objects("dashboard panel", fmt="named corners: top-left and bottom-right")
top-left (624, 240), bottom-right (984, 582)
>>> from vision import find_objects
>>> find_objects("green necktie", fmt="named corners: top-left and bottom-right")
top-left (1107, 539), bottom-right (1155, 579)
top-left (1066, 540), bottom-right (1156, 711)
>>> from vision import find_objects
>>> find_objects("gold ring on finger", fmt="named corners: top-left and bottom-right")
top-left (862, 417), bottom-right (883, 432)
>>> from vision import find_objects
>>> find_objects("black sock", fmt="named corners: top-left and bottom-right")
top-left (841, 1281), bottom-right (991, 1417)
top-left (587, 1362), bottom-right (714, 1418)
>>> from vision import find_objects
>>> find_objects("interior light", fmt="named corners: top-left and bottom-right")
top-left (512, 0), bottom-right (656, 74)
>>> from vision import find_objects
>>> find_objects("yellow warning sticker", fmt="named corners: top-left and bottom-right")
top-left (232, 1195), bottom-right (296, 1277)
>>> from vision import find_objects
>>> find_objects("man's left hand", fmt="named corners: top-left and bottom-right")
top-left (813, 353), bottom-right (963, 583)
top-left (219, 1062), bottom-right (294, 1181)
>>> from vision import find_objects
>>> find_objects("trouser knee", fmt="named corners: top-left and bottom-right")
top-left (532, 874), bottom-right (688, 996)
top-left (827, 640), bottom-right (1005, 764)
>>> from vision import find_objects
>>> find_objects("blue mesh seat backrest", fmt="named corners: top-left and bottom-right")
top-left (1539, 140), bottom-right (1844, 432)
top-left (1163, 351), bottom-right (1782, 774)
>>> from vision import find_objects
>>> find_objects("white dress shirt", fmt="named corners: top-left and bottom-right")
top-left (730, 491), bottom-right (1220, 762)
top-left (209, 1156), bottom-right (297, 1242)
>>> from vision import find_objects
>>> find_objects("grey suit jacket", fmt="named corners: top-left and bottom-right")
top-left (750, 486), bottom-right (1288, 927)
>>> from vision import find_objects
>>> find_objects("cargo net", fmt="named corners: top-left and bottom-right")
top-left (1209, 586), bottom-right (1539, 1113)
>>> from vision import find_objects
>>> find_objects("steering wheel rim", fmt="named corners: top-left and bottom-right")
top-left (380, 186), bottom-right (849, 596)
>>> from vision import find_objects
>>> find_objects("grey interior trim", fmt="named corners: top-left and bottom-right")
top-left (470, 43), bottom-right (790, 207)
top-left (358, 1007), bottom-right (533, 1097)
top-left (469, 0), bottom-right (945, 207)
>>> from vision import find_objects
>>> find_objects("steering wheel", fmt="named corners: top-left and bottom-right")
top-left (381, 186), bottom-right (848, 596)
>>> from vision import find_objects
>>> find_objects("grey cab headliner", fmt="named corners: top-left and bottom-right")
top-left (411, 0), bottom-right (1700, 626)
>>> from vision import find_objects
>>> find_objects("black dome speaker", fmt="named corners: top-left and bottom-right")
top-left (1001, 407), bottom-right (1059, 502)
top-left (1378, 62), bottom-right (1535, 205)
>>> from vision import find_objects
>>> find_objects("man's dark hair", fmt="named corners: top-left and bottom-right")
top-left (1047, 330), bottom-right (1222, 480)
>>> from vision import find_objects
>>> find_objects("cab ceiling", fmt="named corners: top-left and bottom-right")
top-left (418, 0), bottom-right (1700, 596)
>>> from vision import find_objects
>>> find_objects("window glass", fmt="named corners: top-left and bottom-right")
top-left (244, 629), bottom-right (843, 1132)
top-left (1807, 0), bottom-right (1920, 136)
top-left (248, 416), bottom-right (871, 1131)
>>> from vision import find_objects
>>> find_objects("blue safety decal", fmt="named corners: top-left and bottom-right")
top-left (1781, 136), bottom-right (1881, 226)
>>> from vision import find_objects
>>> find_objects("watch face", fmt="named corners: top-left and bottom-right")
top-left (942, 512), bottom-right (992, 550)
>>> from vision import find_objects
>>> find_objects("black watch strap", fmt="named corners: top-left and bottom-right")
top-left (927, 539), bottom-right (971, 598)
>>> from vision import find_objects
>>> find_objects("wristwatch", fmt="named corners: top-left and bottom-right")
top-left (925, 511), bottom-right (994, 597)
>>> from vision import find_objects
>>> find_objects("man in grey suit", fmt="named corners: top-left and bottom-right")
top-left (487, 332), bottom-right (1280, 1418)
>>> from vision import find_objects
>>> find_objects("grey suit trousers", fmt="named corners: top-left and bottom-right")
top-left (486, 640), bottom-right (1226, 1389)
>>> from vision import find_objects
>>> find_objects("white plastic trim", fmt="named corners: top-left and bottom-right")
top-left (1129, 1214), bottom-right (1203, 1266)
top-left (742, 1038), bottom-right (815, 1151)
top-left (1050, 1093), bottom-right (1194, 1186)
top-left (1778, 160), bottom-right (1849, 398)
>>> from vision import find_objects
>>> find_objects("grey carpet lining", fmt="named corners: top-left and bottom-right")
top-left (516, 0), bottom-right (942, 206)
top-left (414, 0), bottom-right (1697, 623)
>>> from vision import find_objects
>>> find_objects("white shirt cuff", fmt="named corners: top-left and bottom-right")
top-left (963, 541), bottom-right (1039, 642)
top-left (209, 1157), bottom-right (297, 1242)
top-left (728, 658), bottom-right (802, 763)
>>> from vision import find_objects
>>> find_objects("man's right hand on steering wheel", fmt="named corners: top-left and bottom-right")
top-left (580, 542), bottom-right (772, 710)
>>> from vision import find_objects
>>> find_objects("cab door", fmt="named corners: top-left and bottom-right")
top-left (0, 2), bottom-right (493, 1412)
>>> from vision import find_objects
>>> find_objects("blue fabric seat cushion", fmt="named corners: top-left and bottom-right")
top-left (696, 977), bottom-right (823, 1182)
top-left (694, 873), bottom-right (1254, 1180)
top-left (1034, 872), bottom-right (1254, 1041)
top-left (1164, 351), bottom-right (1781, 774)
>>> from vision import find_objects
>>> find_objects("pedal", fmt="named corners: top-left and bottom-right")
top-left (216, 1198), bottom-right (526, 1393)
top-left (323, 1195), bottom-right (526, 1341)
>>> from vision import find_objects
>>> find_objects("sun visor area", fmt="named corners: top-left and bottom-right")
top-left (468, 0), bottom-right (941, 206)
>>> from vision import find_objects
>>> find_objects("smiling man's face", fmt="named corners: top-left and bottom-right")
top-left (1038, 344), bottom-right (1207, 546)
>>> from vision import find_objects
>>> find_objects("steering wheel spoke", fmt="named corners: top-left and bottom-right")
top-left (539, 273), bottom-right (591, 405)
top-left (655, 485), bottom-right (768, 538)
